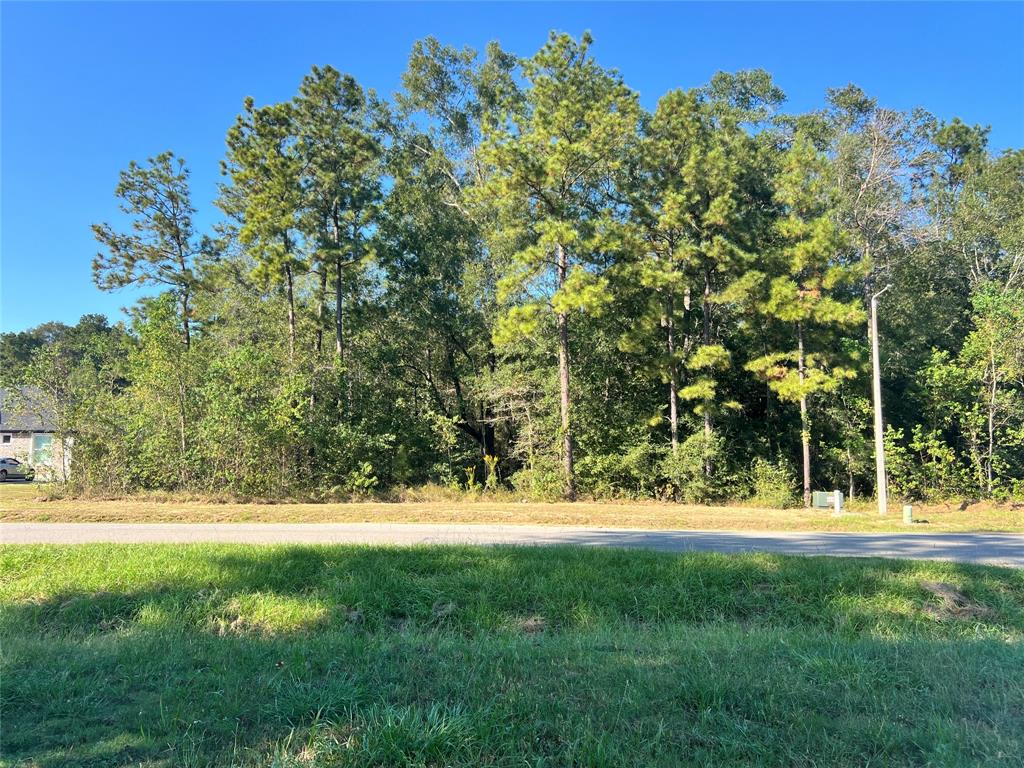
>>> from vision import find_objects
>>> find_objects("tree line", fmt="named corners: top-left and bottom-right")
top-left (3, 32), bottom-right (1022, 504)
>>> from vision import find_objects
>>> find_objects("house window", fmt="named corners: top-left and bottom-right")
top-left (1, 434), bottom-right (9, 444)
top-left (32, 434), bottom-right (53, 465)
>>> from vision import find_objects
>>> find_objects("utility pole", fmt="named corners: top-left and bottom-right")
top-left (871, 285), bottom-right (892, 516)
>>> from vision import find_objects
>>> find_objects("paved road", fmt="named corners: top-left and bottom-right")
top-left (2, 522), bottom-right (1022, 567)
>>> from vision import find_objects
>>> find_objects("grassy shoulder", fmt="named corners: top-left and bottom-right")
top-left (2, 482), bottom-right (1023, 532)
top-left (2, 544), bottom-right (1023, 766)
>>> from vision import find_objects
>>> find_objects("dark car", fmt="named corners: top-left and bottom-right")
top-left (0, 457), bottom-right (34, 481)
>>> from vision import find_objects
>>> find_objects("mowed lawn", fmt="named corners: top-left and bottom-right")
top-left (2, 544), bottom-right (1023, 767)
top-left (2, 483), bottom-right (1023, 532)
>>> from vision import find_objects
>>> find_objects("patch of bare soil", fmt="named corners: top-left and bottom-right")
top-left (520, 615), bottom-right (546, 634)
top-left (921, 581), bottom-right (992, 620)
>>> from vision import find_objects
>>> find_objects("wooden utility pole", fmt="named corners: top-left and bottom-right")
top-left (870, 285), bottom-right (891, 516)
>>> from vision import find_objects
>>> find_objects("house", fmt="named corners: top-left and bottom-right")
top-left (0, 387), bottom-right (69, 480)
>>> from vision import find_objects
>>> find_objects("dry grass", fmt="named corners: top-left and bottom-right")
top-left (2, 482), bottom-right (1022, 532)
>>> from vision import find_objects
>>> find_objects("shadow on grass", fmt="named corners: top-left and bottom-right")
top-left (2, 546), bottom-right (1024, 766)
top-left (6, 545), bottom-right (1022, 637)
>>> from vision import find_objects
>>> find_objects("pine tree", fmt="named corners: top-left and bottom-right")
top-left (294, 65), bottom-right (383, 369)
top-left (92, 152), bottom-right (207, 348)
top-left (220, 98), bottom-right (305, 360)
top-left (746, 133), bottom-right (865, 506)
top-left (475, 32), bottom-right (640, 499)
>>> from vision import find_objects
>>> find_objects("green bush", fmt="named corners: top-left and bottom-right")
top-left (747, 457), bottom-right (799, 508)
top-left (660, 431), bottom-right (730, 503)
top-left (483, 454), bottom-right (500, 491)
top-left (310, 423), bottom-right (396, 491)
top-left (576, 440), bottom-right (665, 499)
top-left (341, 461), bottom-right (380, 498)
top-left (510, 458), bottom-right (565, 501)
top-left (886, 425), bottom-right (974, 502)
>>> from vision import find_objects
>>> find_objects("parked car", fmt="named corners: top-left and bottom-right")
top-left (0, 457), bottom-right (34, 481)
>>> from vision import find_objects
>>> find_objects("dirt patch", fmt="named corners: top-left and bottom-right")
top-left (211, 613), bottom-right (257, 636)
top-left (921, 581), bottom-right (992, 621)
top-left (520, 615), bottom-right (546, 634)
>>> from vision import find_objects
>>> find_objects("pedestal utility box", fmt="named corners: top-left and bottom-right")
top-left (812, 491), bottom-right (844, 511)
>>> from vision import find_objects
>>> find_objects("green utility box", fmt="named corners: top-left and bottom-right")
top-left (811, 490), bottom-right (844, 511)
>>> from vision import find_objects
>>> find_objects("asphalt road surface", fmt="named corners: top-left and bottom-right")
top-left (2, 522), bottom-right (1022, 567)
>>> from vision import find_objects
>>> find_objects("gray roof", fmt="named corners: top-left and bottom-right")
top-left (0, 387), bottom-right (56, 432)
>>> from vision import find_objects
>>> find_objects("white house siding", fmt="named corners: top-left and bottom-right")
top-left (1, 387), bottom-right (70, 481)
top-left (1, 433), bottom-right (34, 462)
top-left (0, 431), bottom-right (68, 481)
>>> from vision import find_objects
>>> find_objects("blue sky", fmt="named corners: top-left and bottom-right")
top-left (2, 1), bottom-right (1022, 333)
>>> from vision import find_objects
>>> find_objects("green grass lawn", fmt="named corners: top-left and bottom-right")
top-left (2, 545), bottom-right (1023, 767)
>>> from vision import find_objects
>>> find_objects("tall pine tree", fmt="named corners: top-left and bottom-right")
top-left (475, 32), bottom-right (640, 499)
top-left (747, 133), bottom-right (865, 506)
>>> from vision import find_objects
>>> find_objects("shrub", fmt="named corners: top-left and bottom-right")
top-left (311, 423), bottom-right (396, 491)
top-left (576, 440), bottom-right (666, 499)
top-left (886, 425), bottom-right (974, 502)
top-left (748, 457), bottom-right (799, 508)
top-left (660, 431), bottom-right (729, 503)
top-left (510, 458), bottom-right (565, 501)
top-left (342, 461), bottom-right (379, 498)
top-left (483, 454), bottom-right (500, 491)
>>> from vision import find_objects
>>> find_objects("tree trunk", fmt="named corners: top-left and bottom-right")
top-left (177, 380), bottom-right (188, 487)
top-left (284, 262), bottom-right (296, 362)
top-left (335, 255), bottom-right (345, 361)
top-left (666, 297), bottom-right (679, 455)
top-left (556, 243), bottom-right (576, 501)
top-left (701, 271), bottom-right (713, 475)
top-left (847, 447), bottom-right (855, 501)
top-left (315, 266), bottom-right (327, 355)
top-left (797, 322), bottom-right (811, 508)
top-left (483, 345), bottom-right (497, 459)
top-left (181, 290), bottom-right (191, 349)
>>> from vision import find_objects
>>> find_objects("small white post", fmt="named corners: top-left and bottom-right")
top-left (833, 490), bottom-right (843, 516)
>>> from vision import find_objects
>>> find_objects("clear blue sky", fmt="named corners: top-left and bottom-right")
top-left (2, 1), bottom-right (1022, 333)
